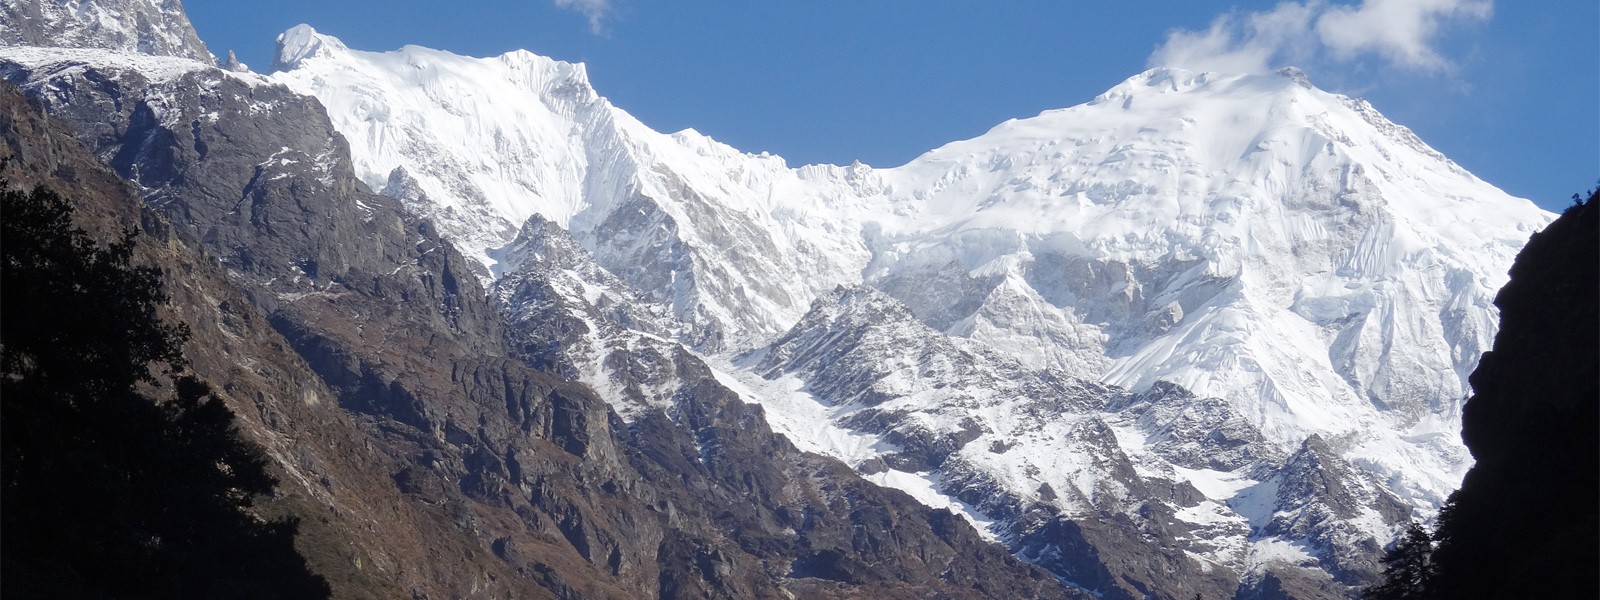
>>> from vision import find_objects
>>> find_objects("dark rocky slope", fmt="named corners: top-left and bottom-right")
top-left (0, 46), bottom-right (1080, 600)
top-left (1, 98), bottom-right (329, 600)
top-left (1429, 192), bottom-right (1598, 598)
top-left (1, 79), bottom-right (520, 600)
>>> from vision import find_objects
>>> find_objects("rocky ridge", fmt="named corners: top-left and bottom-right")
top-left (739, 286), bottom-right (1418, 597)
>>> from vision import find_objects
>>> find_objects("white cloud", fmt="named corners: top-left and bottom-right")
top-left (1148, 3), bottom-right (1320, 74)
top-left (1149, 0), bottom-right (1491, 74)
top-left (553, 0), bottom-right (611, 34)
top-left (1317, 0), bottom-right (1491, 68)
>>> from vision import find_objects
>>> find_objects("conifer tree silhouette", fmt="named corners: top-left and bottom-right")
top-left (1, 181), bottom-right (330, 599)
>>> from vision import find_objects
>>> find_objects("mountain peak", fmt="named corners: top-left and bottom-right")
top-left (1275, 66), bottom-right (1313, 88)
top-left (272, 24), bottom-right (348, 72)
top-left (1089, 66), bottom-right (1319, 108)
top-left (1090, 67), bottom-right (1214, 103)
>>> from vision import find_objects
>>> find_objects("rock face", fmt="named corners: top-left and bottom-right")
top-left (0, 18), bottom-right (1082, 600)
top-left (1429, 194), bottom-right (1598, 599)
top-left (740, 286), bottom-right (1419, 599)
top-left (0, 0), bottom-right (213, 64)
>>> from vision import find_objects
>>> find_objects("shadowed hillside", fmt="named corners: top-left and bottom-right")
top-left (1429, 189), bottom-right (1599, 598)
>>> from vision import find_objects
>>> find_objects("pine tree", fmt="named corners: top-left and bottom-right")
top-left (0, 181), bottom-right (330, 598)
top-left (1363, 522), bottom-right (1435, 600)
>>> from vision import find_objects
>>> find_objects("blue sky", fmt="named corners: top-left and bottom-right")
top-left (185, 1), bottom-right (1595, 212)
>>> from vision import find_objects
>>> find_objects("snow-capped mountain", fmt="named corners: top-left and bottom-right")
top-left (3, 3), bottom-right (1556, 594)
top-left (865, 67), bottom-right (1550, 506)
top-left (270, 24), bottom-right (882, 351)
top-left (256, 24), bottom-right (1553, 596)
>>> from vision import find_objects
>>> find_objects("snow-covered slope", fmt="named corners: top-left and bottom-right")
top-left (732, 285), bottom-right (1413, 595)
top-left (862, 67), bottom-right (1551, 506)
top-left (270, 25), bottom-right (884, 350)
top-left (264, 27), bottom-right (1553, 597)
